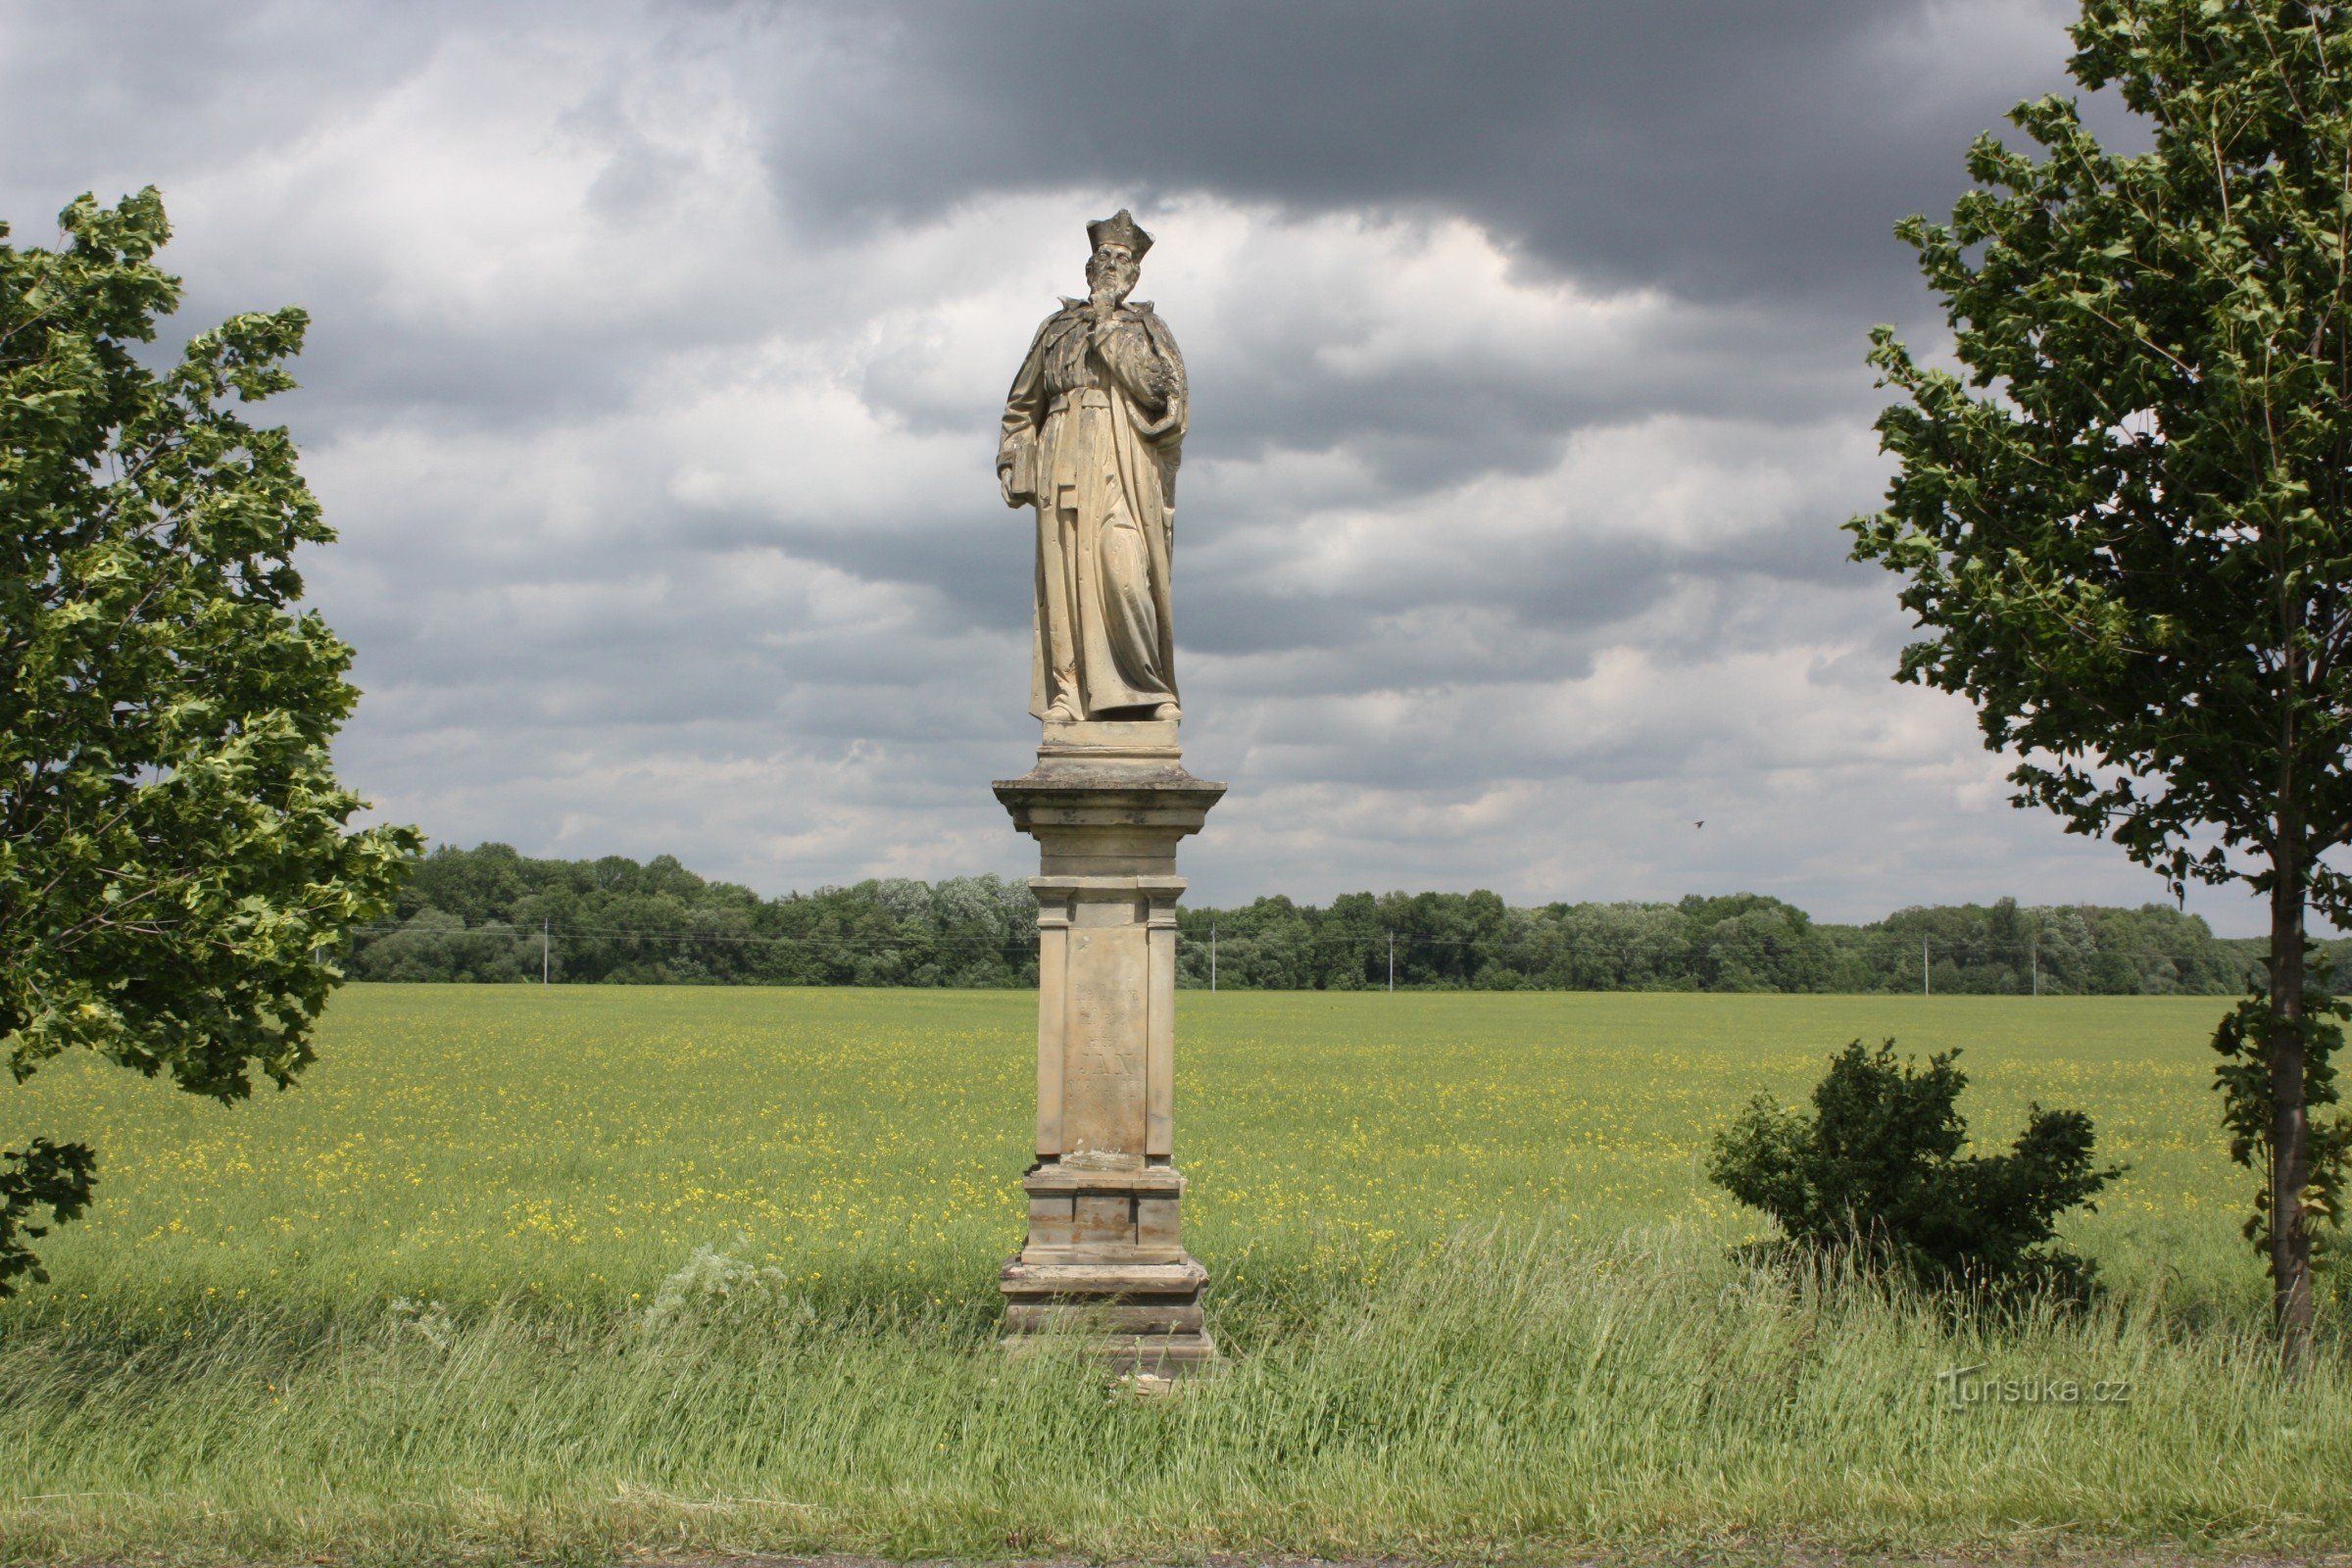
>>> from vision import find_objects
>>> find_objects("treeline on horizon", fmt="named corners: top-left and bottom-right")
top-left (342, 843), bottom-right (2310, 996)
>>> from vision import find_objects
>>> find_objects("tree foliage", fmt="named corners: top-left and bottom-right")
top-left (1, 189), bottom-right (415, 1291)
top-left (0, 1139), bottom-right (95, 1294)
top-left (1848, 0), bottom-right (2352, 1356)
top-left (2213, 973), bottom-right (2352, 1265)
top-left (1709, 1040), bottom-right (2123, 1288)
top-left (369, 847), bottom-right (2277, 995)
top-left (354, 845), bottom-right (1039, 988)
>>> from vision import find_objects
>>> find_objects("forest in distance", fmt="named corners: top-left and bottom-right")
top-left (342, 843), bottom-right (2305, 996)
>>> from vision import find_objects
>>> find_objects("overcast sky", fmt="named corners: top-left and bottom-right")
top-left (5, 0), bottom-right (2267, 928)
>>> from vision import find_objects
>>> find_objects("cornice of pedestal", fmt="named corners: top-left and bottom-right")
top-left (993, 716), bottom-right (1226, 821)
top-left (992, 763), bottom-right (1227, 830)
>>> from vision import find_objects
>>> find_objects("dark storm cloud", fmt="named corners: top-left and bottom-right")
top-left (0, 3), bottom-right (453, 184)
top-left (5, 0), bottom-right (2085, 429)
top-left (742, 0), bottom-right (2082, 309)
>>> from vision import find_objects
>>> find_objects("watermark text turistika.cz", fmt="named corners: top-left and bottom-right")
top-left (1936, 1363), bottom-right (2132, 1411)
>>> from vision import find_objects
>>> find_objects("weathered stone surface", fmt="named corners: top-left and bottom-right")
top-left (1023, 1161), bottom-right (1186, 1194)
top-left (1039, 716), bottom-right (1182, 765)
top-left (993, 773), bottom-right (1224, 880)
top-left (1003, 1301), bottom-right (1204, 1335)
top-left (1024, 1193), bottom-right (1075, 1249)
top-left (1136, 1194), bottom-right (1183, 1250)
top-left (998, 1256), bottom-right (1207, 1297)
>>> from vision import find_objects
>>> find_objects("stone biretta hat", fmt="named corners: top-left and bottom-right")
top-left (1087, 209), bottom-right (1152, 261)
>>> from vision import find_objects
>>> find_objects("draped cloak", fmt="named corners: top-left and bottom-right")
top-left (998, 298), bottom-right (1187, 720)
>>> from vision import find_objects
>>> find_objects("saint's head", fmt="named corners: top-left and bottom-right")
top-left (1086, 209), bottom-right (1151, 306)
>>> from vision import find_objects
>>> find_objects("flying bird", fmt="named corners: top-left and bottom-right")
top-left (1694, 820), bottom-right (1705, 829)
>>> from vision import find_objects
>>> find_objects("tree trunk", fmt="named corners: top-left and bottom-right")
top-left (2271, 810), bottom-right (2316, 1373)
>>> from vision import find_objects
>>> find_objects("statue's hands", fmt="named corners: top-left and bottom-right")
top-left (998, 464), bottom-right (1018, 508)
top-left (1136, 393), bottom-right (1187, 444)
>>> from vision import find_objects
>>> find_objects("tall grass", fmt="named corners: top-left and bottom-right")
top-left (1, 988), bottom-right (2343, 1561)
top-left (2, 1224), bottom-right (2344, 1562)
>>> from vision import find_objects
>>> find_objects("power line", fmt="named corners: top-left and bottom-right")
top-left (347, 923), bottom-right (1033, 953)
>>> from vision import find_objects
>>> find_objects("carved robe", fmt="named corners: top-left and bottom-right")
top-left (998, 298), bottom-right (1187, 720)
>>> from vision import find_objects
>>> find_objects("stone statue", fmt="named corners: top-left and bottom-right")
top-left (997, 210), bottom-right (1188, 724)
top-left (992, 209), bottom-right (1221, 1373)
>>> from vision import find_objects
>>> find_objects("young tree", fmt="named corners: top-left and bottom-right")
top-left (1849, 1), bottom-right (2352, 1362)
top-left (1, 189), bottom-right (416, 1291)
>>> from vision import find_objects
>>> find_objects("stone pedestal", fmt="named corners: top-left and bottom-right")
top-left (995, 718), bottom-right (1222, 1372)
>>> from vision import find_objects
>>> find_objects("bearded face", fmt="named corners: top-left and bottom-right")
top-left (1086, 245), bottom-right (1139, 308)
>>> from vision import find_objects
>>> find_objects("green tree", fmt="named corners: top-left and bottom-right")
top-left (1, 189), bottom-right (415, 1291)
top-left (1849, 1), bottom-right (2352, 1363)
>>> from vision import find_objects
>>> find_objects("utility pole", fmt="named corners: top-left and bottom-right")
top-left (542, 917), bottom-right (550, 986)
top-left (1210, 924), bottom-right (1217, 994)
top-left (1388, 931), bottom-right (1396, 994)
top-left (1923, 936), bottom-right (1932, 997)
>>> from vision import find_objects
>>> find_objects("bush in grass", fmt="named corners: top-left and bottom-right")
top-left (1709, 1039), bottom-right (2122, 1288)
top-left (639, 1241), bottom-right (805, 1331)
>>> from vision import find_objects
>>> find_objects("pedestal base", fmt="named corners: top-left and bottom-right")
top-left (1000, 1256), bottom-right (1217, 1371)
top-left (998, 1156), bottom-right (1215, 1372)
top-left (995, 729), bottom-right (1224, 1375)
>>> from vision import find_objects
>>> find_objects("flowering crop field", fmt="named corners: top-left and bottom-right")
top-left (2, 985), bottom-right (2345, 1563)
top-left (0, 985), bottom-right (2257, 1313)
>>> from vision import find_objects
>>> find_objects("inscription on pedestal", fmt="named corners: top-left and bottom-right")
top-left (1065, 925), bottom-right (1148, 1157)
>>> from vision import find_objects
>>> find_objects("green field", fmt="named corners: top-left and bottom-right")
top-left (1, 986), bottom-right (2345, 1562)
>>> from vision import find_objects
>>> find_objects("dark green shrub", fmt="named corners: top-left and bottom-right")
top-left (1708, 1039), bottom-right (2122, 1287)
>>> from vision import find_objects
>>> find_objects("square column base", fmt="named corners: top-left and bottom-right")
top-left (999, 1158), bottom-right (1215, 1374)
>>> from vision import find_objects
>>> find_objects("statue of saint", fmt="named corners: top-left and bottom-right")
top-left (998, 210), bottom-right (1188, 723)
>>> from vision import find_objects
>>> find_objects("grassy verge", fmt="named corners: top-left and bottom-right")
top-left (3, 1223), bottom-right (2346, 1564)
